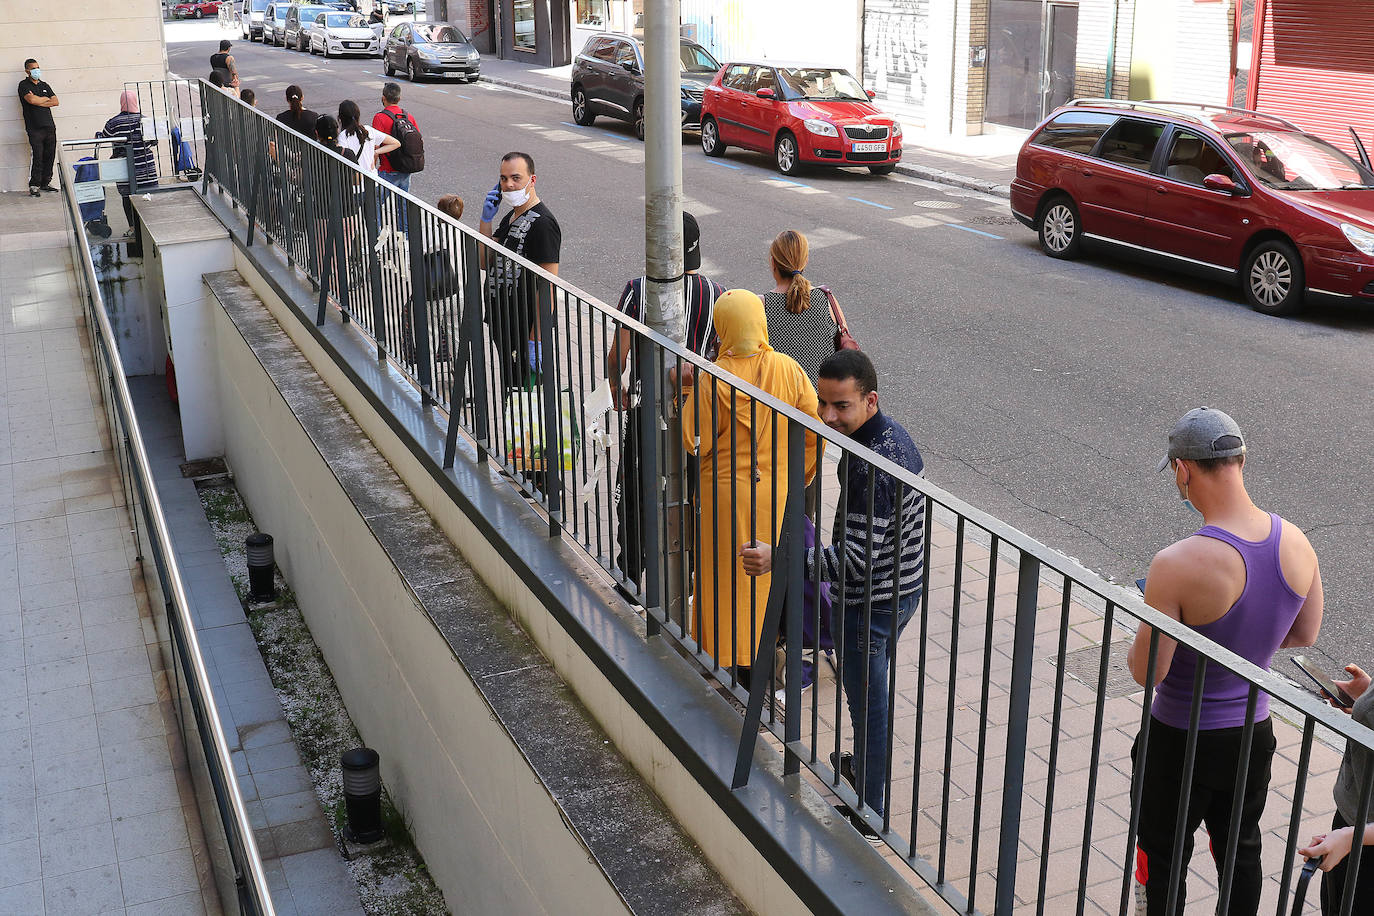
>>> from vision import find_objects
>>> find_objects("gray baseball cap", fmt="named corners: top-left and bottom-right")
top-left (1157, 407), bottom-right (1246, 471)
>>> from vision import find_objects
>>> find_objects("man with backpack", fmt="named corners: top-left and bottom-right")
top-left (371, 82), bottom-right (424, 230)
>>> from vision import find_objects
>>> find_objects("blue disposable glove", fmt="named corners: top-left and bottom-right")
top-left (526, 340), bottom-right (542, 372)
top-left (481, 182), bottom-right (501, 222)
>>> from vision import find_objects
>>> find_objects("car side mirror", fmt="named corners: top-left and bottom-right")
top-left (1202, 173), bottom-right (1240, 194)
top-left (621, 61), bottom-right (639, 74)
top-left (866, 88), bottom-right (876, 99)
top-left (755, 87), bottom-right (775, 100)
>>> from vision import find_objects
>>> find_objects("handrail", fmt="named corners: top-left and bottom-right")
top-left (197, 84), bottom-right (1373, 914)
top-left (58, 138), bottom-right (276, 914)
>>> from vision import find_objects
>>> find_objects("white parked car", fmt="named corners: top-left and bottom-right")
top-left (310, 10), bottom-right (380, 57)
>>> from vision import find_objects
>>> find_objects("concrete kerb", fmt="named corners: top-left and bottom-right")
top-left (473, 74), bottom-right (1014, 200)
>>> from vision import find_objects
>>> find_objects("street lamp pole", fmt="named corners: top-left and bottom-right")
top-left (642, 0), bottom-right (685, 626)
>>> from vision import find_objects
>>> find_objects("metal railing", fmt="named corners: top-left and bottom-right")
top-left (197, 84), bottom-right (1374, 915)
top-left (59, 139), bottom-right (275, 915)
top-left (125, 80), bottom-right (206, 185)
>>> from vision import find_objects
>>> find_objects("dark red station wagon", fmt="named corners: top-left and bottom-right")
top-left (700, 61), bottom-right (903, 176)
top-left (1011, 100), bottom-right (1374, 316)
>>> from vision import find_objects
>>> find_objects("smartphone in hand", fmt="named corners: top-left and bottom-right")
top-left (1292, 655), bottom-right (1355, 709)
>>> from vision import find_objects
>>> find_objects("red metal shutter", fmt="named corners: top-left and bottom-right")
top-left (1253, 0), bottom-right (1374, 157)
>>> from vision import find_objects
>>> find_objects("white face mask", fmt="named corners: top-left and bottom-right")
top-left (501, 186), bottom-right (530, 208)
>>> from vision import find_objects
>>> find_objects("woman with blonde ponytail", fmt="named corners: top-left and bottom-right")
top-left (762, 229), bottom-right (838, 386)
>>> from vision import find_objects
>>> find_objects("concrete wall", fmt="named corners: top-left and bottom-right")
top-left (1128, 0), bottom-right (1232, 103)
top-left (0, 0), bottom-right (168, 191)
top-left (228, 246), bottom-right (825, 916)
top-left (210, 294), bottom-right (635, 916)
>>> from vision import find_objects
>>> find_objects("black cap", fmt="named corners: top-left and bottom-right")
top-left (683, 212), bottom-right (700, 272)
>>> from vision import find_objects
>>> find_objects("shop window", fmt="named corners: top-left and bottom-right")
top-left (513, 0), bottom-right (535, 50)
top-left (577, 0), bottom-right (608, 29)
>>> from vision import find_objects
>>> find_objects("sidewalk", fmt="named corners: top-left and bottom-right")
top-left (0, 194), bottom-right (213, 914)
top-left (475, 57), bottom-right (1018, 198)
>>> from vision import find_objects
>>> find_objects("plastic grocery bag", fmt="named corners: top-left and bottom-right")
top-left (504, 386), bottom-right (580, 476)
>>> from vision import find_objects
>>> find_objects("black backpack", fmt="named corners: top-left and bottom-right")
top-left (385, 108), bottom-right (424, 173)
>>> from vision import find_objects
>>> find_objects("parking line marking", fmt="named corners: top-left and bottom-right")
top-left (455, 94), bottom-right (472, 99)
top-left (361, 70), bottom-right (372, 74)
top-left (560, 122), bottom-right (584, 130)
top-left (848, 197), bottom-right (893, 210)
top-left (762, 178), bottom-right (826, 195)
top-left (434, 88), bottom-right (448, 93)
top-left (708, 161), bottom-right (743, 169)
top-left (945, 223), bottom-right (1004, 240)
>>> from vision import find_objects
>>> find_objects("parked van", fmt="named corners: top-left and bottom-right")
top-left (238, 0), bottom-right (269, 39)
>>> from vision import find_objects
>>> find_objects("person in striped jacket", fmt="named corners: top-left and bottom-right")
top-left (743, 348), bottom-right (925, 842)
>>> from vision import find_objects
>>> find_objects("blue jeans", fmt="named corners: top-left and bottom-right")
top-left (378, 169), bottom-right (410, 231)
top-left (833, 590), bottom-right (919, 816)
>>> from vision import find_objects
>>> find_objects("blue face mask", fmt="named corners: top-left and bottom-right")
top-left (28, 68), bottom-right (41, 80)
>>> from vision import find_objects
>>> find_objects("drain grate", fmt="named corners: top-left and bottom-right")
top-left (967, 215), bottom-right (1018, 226)
top-left (914, 199), bottom-right (961, 210)
top-left (1058, 641), bottom-right (1142, 698)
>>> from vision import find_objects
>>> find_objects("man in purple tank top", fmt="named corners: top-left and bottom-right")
top-left (1126, 407), bottom-right (1324, 915)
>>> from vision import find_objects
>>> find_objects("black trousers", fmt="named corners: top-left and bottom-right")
top-left (27, 126), bottom-right (56, 188)
top-left (614, 403), bottom-right (695, 592)
top-left (1131, 717), bottom-right (1276, 916)
top-left (1321, 812), bottom-right (1374, 915)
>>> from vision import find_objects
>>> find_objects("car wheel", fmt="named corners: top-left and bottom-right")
top-left (572, 87), bottom-right (595, 126)
top-left (868, 163), bottom-right (897, 175)
top-left (1037, 196), bottom-right (1083, 259)
top-left (408, 59), bottom-right (420, 82)
top-left (774, 132), bottom-right (800, 175)
top-left (194, 8), bottom-right (203, 17)
top-left (385, 59), bottom-right (395, 76)
top-left (1243, 239), bottom-right (1305, 316)
top-left (633, 98), bottom-right (645, 142)
top-left (322, 42), bottom-right (330, 58)
top-left (701, 117), bottom-right (725, 157)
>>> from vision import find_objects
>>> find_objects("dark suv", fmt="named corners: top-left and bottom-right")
top-left (1012, 99), bottom-right (1374, 316)
top-left (571, 34), bottom-right (720, 140)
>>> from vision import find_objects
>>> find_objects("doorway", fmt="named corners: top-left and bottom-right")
top-left (985, 0), bottom-right (1078, 130)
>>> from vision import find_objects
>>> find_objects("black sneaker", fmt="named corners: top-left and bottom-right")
top-left (849, 810), bottom-right (884, 846)
top-left (830, 750), bottom-right (858, 793)
top-left (40, 184), bottom-right (57, 192)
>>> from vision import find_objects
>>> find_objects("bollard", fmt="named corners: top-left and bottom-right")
top-left (245, 533), bottom-right (276, 602)
top-left (341, 747), bottom-right (385, 844)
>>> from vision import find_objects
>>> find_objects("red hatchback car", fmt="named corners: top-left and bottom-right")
top-left (1011, 100), bottom-right (1374, 315)
top-left (700, 61), bottom-right (902, 176)
top-left (174, 0), bottom-right (221, 16)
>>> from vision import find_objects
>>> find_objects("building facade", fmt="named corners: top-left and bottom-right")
top-left (1231, 0), bottom-right (1374, 158)
top-left (1, 0), bottom-right (168, 191)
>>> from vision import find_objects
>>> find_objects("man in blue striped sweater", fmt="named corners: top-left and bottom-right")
top-left (743, 349), bottom-right (925, 841)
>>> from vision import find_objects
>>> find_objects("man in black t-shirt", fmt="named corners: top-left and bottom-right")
top-left (210, 40), bottom-right (239, 89)
top-left (605, 212), bottom-right (724, 593)
top-left (18, 59), bottom-right (59, 197)
top-left (479, 151), bottom-right (561, 391)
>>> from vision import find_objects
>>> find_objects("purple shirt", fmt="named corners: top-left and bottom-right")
top-left (1151, 513), bottom-right (1305, 730)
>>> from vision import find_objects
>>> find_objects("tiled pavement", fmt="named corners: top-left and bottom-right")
top-left (0, 196), bottom-right (214, 914)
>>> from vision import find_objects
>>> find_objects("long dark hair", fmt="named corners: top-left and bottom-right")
top-left (337, 99), bottom-right (367, 144)
top-left (285, 84), bottom-right (303, 115)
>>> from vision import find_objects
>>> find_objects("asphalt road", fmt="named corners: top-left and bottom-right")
top-left (170, 23), bottom-right (1374, 672)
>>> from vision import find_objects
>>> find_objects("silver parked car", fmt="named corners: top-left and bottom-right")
top-left (383, 21), bottom-right (479, 82)
top-left (310, 10), bottom-right (380, 57)
top-left (283, 2), bottom-right (333, 51)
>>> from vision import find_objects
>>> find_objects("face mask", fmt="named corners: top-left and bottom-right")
top-left (28, 68), bottom-right (41, 80)
top-left (1179, 481), bottom-right (1200, 515)
top-left (501, 186), bottom-right (530, 208)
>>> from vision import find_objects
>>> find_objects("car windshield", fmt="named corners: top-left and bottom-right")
top-left (680, 43), bottom-right (719, 73)
top-left (1224, 130), bottom-right (1374, 190)
top-left (412, 24), bottom-right (464, 43)
top-left (298, 6), bottom-right (331, 19)
top-left (251, 0), bottom-right (269, 9)
top-left (324, 11), bottom-right (362, 25)
top-left (775, 67), bottom-right (868, 101)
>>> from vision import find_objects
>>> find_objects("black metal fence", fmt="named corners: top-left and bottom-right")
top-left (60, 139), bottom-right (275, 915)
top-left (125, 79), bottom-right (206, 185)
top-left (197, 83), bottom-right (1374, 915)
